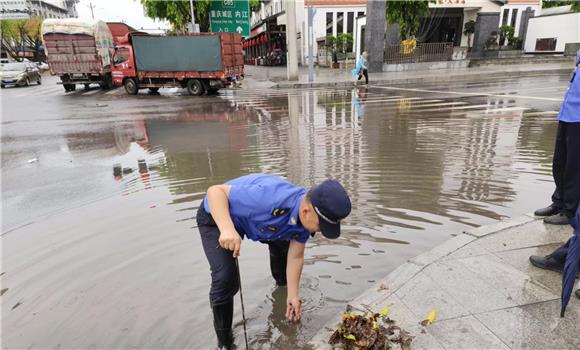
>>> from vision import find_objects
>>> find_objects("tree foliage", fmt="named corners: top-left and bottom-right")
top-left (386, 0), bottom-right (430, 39)
top-left (140, 0), bottom-right (259, 33)
top-left (139, 0), bottom-right (210, 32)
top-left (250, 0), bottom-right (260, 13)
top-left (541, 0), bottom-right (580, 12)
top-left (0, 17), bottom-right (43, 61)
top-left (463, 20), bottom-right (475, 35)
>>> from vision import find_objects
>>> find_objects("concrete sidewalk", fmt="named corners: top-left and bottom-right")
top-left (309, 215), bottom-right (580, 349)
top-left (241, 60), bottom-right (575, 90)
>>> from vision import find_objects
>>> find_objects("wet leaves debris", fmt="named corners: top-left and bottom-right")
top-left (329, 305), bottom-right (414, 350)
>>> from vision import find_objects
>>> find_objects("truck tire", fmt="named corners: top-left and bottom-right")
top-left (64, 84), bottom-right (75, 92)
top-left (148, 87), bottom-right (160, 93)
top-left (187, 79), bottom-right (204, 96)
top-left (124, 78), bottom-right (139, 95)
top-left (84, 84), bottom-right (91, 90)
top-left (100, 73), bottom-right (113, 90)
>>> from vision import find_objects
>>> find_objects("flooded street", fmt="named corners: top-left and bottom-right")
top-left (1, 72), bottom-right (570, 349)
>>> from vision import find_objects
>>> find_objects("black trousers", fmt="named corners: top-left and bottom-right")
top-left (357, 69), bottom-right (368, 84)
top-left (196, 205), bottom-right (290, 306)
top-left (551, 121), bottom-right (580, 218)
top-left (551, 238), bottom-right (571, 263)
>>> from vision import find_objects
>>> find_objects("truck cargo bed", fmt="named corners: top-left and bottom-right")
top-left (131, 33), bottom-right (243, 77)
top-left (43, 33), bottom-right (107, 74)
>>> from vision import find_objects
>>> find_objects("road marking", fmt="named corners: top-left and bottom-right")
top-left (81, 89), bottom-right (101, 96)
top-left (105, 88), bottom-right (122, 95)
top-left (396, 101), bottom-right (467, 108)
top-left (410, 104), bottom-right (523, 113)
top-left (523, 111), bottom-right (559, 116)
top-left (369, 85), bottom-right (563, 102)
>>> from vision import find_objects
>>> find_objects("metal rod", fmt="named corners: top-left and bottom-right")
top-left (235, 258), bottom-right (249, 350)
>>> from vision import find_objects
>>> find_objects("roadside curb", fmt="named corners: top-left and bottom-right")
top-left (308, 215), bottom-right (543, 349)
top-left (273, 68), bottom-right (572, 90)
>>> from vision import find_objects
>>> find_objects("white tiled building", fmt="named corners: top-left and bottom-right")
top-left (0, 0), bottom-right (78, 20)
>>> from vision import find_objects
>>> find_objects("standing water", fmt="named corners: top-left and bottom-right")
top-left (1, 74), bottom-right (568, 349)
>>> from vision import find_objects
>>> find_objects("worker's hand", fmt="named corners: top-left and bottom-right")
top-left (218, 229), bottom-right (242, 257)
top-left (286, 297), bottom-right (302, 322)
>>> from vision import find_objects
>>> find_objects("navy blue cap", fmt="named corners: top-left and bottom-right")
top-left (309, 179), bottom-right (352, 239)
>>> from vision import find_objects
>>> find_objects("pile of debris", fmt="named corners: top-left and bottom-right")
top-left (328, 305), bottom-right (415, 350)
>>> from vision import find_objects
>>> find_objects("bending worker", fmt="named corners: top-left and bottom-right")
top-left (196, 174), bottom-right (352, 349)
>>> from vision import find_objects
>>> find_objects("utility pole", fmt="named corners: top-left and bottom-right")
top-left (307, 6), bottom-right (315, 82)
top-left (87, 1), bottom-right (95, 20)
top-left (286, 0), bottom-right (299, 81)
top-left (189, 0), bottom-right (197, 33)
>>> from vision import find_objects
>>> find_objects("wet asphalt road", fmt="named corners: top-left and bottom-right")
top-left (0, 71), bottom-right (571, 349)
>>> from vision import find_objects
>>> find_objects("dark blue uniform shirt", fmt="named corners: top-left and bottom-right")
top-left (203, 174), bottom-right (310, 243)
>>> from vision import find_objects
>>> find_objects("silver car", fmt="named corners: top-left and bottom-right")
top-left (0, 62), bottom-right (42, 88)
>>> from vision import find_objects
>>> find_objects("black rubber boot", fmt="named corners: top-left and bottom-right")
top-left (212, 300), bottom-right (234, 350)
top-left (575, 289), bottom-right (580, 299)
top-left (544, 212), bottom-right (571, 225)
top-left (534, 205), bottom-right (561, 217)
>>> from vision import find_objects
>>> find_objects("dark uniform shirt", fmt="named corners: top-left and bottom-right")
top-left (203, 174), bottom-right (310, 243)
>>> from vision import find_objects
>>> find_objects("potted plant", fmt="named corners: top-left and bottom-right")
top-left (499, 25), bottom-right (515, 47)
top-left (508, 36), bottom-right (523, 50)
top-left (326, 33), bottom-right (353, 68)
top-left (326, 35), bottom-right (339, 68)
top-left (463, 20), bottom-right (475, 51)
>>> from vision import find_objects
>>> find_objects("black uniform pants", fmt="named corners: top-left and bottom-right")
top-left (196, 205), bottom-right (290, 306)
top-left (551, 121), bottom-right (580, 218)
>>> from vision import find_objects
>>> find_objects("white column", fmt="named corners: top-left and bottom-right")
top-left (286, 0), bottom-right (299, 80)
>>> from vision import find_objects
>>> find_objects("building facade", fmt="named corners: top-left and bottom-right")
top-left (0, 0), bottom-right (78, 20)
top-left (246, 0), bottom-right (366, 65)
top-left (305, 0), bottom-right (366, 64)
top-left (524, 5), bottom-right (580, 53)
top-left (498, 0), bottom-right (540, 46)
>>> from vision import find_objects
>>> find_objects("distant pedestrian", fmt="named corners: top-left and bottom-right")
top-left (352, 50), bottom-right (368, 85)
top-left (197, 174), bottom-right (352, 349)
top-left (534, 49), bottom-right (580, 225)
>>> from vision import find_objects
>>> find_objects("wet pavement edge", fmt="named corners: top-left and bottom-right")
top-left (274, 67), bottom-right (573, 90)
top-left (309, 215), bottom-right (580, 349)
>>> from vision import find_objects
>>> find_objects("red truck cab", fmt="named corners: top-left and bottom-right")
top-left (111, 32), bottom-right (244, 96)
top-left (111, 38), bottom-right (134, 88)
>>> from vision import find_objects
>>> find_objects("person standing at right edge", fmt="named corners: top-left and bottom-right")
top-left (534, 50), bottom-right (580, 226)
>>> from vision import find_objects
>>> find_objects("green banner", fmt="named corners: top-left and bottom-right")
top-left (209, 0), bottom-right (251, 37)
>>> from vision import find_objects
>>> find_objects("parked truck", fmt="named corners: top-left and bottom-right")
top-left (112, 33), bottom-right (244, 96)
top-left (42, 19), bottom-right (115, 92)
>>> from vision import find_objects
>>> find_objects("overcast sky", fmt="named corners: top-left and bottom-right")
top-left (76, 0), bottom-right (169, 31)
